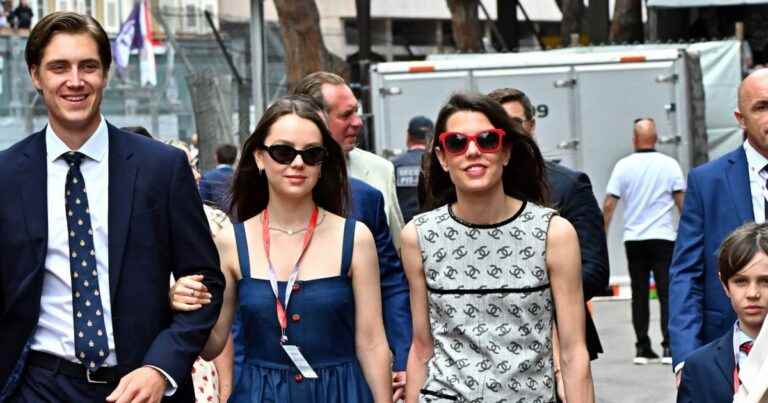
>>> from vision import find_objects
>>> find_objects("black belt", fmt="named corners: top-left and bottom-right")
top-left (27, 351), bottom-right (122, 384)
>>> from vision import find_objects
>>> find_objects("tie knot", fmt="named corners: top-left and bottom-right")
top-left (61, 151), bottom-right (86, 167)
top-left (741, 340), bottom-right (753, 356)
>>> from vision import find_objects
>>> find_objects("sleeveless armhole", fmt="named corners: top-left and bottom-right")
top-left (340, 219), bottom-right (357, 277)
top-left (233, 222), bottom-right (252, 279)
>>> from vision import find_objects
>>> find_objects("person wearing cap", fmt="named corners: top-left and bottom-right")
top-left (391, 116), bottom-right (433, 224)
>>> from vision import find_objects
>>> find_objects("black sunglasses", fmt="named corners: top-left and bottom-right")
top-left (261, 144), bottom-right (327, 166)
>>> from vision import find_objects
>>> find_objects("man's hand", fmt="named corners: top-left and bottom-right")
top-left (106, 366), bottom-right (167, 403)
top-left (392, 371), bottom-right (406, 402)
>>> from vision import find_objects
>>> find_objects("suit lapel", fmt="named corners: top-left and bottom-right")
top-left (18, 131), bottom-right (48, 241)
top-left (726, 148), bottom-right (754, 223)
top-left (714, 329), bottom-right (736, 390)
top-left (107, 124), bottom-right (138, 302)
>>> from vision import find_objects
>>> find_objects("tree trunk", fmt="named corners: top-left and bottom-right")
top-left (187, 70), bottom-right (234, 173)
top-left (609, 0), bottom-right (643, 43)
top-left (560, 0), bottom-right (583, 46)
top-left (446, 0), bottom-right (483, 53)
top-left (273, 0), bottom-right (349, 89)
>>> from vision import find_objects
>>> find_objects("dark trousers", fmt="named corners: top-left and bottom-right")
top-left (7, 364), bottom-right (117, 402)
top-left (624, 239), bottom-right (673, 348)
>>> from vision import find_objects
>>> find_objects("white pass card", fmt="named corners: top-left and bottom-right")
top-left (281, 344), bottom-right (318, 378)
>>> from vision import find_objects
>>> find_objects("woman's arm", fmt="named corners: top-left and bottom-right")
top-left (351, 223), bottom-right (394, 403)
top-left (547, 216), bottom-right (594, 403)
top-left (200, 221), bottom-right (239, 360)
top-left (400, 223), bottom-right (432, 403)
top-left (212, 333), bottom-right (235, 402)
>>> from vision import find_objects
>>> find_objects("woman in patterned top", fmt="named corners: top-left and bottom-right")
top-left (402, 93), bottom-right (594, 403)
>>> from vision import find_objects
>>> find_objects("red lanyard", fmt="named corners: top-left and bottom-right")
top-left (262, 207), bottom-right (319, 344)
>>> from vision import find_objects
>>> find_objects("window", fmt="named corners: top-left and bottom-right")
top-left (184, 3), bottom-right (197, 32)
top-left (57, 0), bottom-right (74, 12)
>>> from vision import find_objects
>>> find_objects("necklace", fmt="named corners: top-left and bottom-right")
top-left (268, 211), bottom-right (326, 235)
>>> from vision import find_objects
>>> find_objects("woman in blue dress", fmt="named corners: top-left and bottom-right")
top-left (173, 95), bottom-right (393, 402)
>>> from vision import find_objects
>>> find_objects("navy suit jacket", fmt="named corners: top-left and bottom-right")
top-left (669, 147), bottom-right (749, 366)
top-left (0, 125), bottom-right (224, 401)
top-left (349, 178), bottom-right (412, 371)
top-left (677, 329), bottom-right (735, 403)
top-left (199, 165), bottom-right (233, 211)
top-left (546, 162), bottom-right (608, 360)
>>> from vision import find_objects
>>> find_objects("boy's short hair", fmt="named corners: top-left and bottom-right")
top-left (718, 222), bottom-right (768, 285)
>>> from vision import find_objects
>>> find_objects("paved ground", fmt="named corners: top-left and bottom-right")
top-left (591, 298), bottom-right (677, 403)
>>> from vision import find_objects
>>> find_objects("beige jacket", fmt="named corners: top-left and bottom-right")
top-left (347, 147), bottom-right (405, 249)
top-left (735, 321), bottom-right (768, 403)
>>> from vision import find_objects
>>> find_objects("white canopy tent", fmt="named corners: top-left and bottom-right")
top-left (647, 0), bottom-right (768, 7)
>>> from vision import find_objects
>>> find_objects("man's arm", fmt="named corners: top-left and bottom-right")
top-left (370, 190), bottom-right (412, 372)
top-left (142, 151), bottom-right (225, 383)
top-left (669, 171), bottom-right (706, 367)
top-left (602, 195), bottom-right (619, 234)
top-left (673, 191), bottom-right (685, 212)
top-left (559, 172), bottom-right (610, 301)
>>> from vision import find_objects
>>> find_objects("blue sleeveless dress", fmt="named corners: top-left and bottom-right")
top-left (229, 219), bottom-right (374, 403)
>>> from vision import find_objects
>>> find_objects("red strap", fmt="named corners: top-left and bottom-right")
top-left (262, 207), bottom-right (319, 343)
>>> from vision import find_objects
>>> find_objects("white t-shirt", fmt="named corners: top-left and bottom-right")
top-left (606, 150), bottom-right (685, 241)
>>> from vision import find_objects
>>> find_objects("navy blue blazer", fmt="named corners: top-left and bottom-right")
top-left (0, 125), bottom-right (224, 401)
top-left (546, 161), bottom-right (608, 360)
top-left (677, 329), bottom-right (735, 403)
top-left (199, 165), bottom-right (233, 211)
top-left (349, 178), bottom-right (412, 371)
top-left (669, 147), bottom-right (749, 366)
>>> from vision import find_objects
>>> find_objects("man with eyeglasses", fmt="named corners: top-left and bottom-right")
top-left (603, 117), bottom-right (685, 366)
top-left (488, 87), bottom-right (609, 400)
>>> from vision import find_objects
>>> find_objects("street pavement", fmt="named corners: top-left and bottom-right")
top-left (591, 298), bottom-right (677, 403)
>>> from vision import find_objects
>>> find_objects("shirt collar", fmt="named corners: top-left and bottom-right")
top-left (46, 117), bottom-right (108, 164)
top-left (744, 139), bottom-right (768, 173)
top-left (733, 321), bottom-right (755, 361)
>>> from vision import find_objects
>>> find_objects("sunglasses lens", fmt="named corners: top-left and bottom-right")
top-left (301, 147), bottom-right (327, 165)
top-left (444, 133), bottom-right (468, 154)
top-left (476, 130), bottom-right (501, 151)
top-left (267, 145), bottom-right (298, 164)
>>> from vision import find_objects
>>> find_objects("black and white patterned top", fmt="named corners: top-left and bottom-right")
top-left (414, 201), bottom-right (557, 403)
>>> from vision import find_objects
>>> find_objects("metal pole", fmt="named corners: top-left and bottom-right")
top-left (204, 10), bottom-right (244, 87)
top-left (478, 0), bottom-right (508, 52)
top-left (588, 0), bottom-right (609, 44)
top-left (250, 0), bottom-right (266, 122)
top-left (517, 2), bottom-right (545, 50)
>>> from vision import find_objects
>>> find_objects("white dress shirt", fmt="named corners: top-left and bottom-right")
top-left (734, 321), bottom-right (756, 370)
top-left (30, 118), bottom-right (116, 365)
top-left (744, 140), bottom-right (768, 224)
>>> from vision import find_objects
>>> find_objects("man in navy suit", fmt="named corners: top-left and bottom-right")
top-left (669, 69), bottom-right (768, 375)
top-left (488, 88), bottom-right (609, 363)
top-left (0, 12), bottom-right (224, 402)
top-left (199, 144), bottom-right (237, 211)
top-left (677, 222), bottom-right (768, 403)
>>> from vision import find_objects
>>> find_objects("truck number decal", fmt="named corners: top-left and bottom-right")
top-left (536, 104), bottom-right (549, 118)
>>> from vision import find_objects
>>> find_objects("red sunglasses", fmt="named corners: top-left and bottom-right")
top-left (438, 128), bottom-right (506, 155)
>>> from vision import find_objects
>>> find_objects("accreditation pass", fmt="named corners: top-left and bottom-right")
top-left (282, 344), bottom-right (318, 378)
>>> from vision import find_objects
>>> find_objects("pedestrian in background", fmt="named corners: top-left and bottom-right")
top-left (199, 143), bottom-right (237, 211)
top-left (8, 0), bottom-right (32, 29)
top-left (391, 115), bottom-right (432, 224)
top-left (403, 92), bottom-right (593, 402)
top-left (603, 118), bottom-right (685, 365)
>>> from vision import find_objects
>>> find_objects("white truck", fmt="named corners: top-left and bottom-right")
top-left (369, 45), bottom-right (729, 290)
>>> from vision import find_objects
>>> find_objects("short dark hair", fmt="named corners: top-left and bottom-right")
top-left (215, 144), bottom-right (238, 165)
top-left (229, 95), bottom-right (349, 221)
top-left (120, 126), bottom-right (152, 138)
top-left (26, 11), bottom-right (112, 73)
top-left (422, 92), bottom-right (548, 210)
top-left (487, 87), bottom-right (535, 121)
top-left (290, 71), bottom-right (347, 112)
top-left (718, 222), bottom-right (768, 286)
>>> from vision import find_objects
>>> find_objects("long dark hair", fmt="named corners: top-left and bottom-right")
top-left (423, 92), bottom-right (549, 210)
top-left (229, 95), bottom-right (349, 222)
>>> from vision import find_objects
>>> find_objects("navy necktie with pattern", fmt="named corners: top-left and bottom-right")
top-left (62, 151), bottom-right (109, 372)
